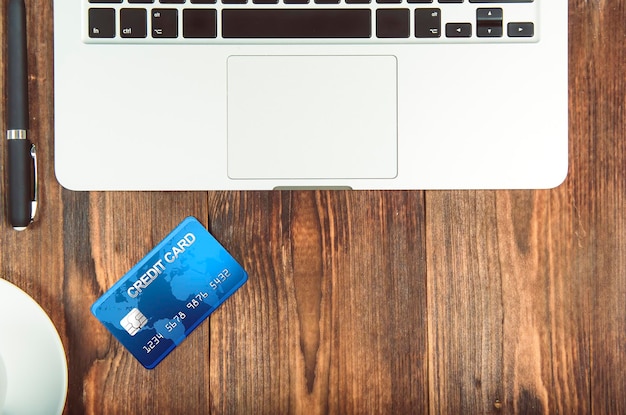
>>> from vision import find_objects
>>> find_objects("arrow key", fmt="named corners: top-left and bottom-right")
top-left (477, 25), bottom-right (502, 37)
top-left (476, 8), bottom-right (502, 38)
top-left (476, 8), bottom-right (502, 22)
top-left (508, 22), bottom-right (534, 38)
top-left (446, 23), bottom-right (472, 38)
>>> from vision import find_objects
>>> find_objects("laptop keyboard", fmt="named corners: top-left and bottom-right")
top-left (85, 0), bottom-right (538, 43)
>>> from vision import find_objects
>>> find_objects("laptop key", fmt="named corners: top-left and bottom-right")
top-left (222, 9), bottom-right (371, 38)
top-left (88, 8), bottom-right (116, 38)
top-left (183, 9), bottom-right (217, 38)
top-left (377, 9), bottom-right (409, 38)
top-left (508, 22), bottom-right (534, 37)
top-left (120, 8), bottom-right (147, 38)
top-left (476, 8), bottom-right (502, 37)
top-left (152, 9), bottom-right (178, 38)
top-left (414, 8), bottom-right (440, 38)
top-left (446, 23), bottom-right (472, 37)
top-left (476, 7), bottom-right (502, 22)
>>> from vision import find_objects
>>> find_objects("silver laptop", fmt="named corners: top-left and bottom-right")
top-left (53, 0), bottom-right (568, 190)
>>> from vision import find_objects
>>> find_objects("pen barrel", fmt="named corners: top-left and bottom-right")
top-left (7, 139), bottom-right (33, 229)
top-left (7, 0), bottom-right (29, 130)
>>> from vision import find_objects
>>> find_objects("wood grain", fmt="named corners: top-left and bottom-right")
top-left (426, 1), bottom-right (626, 413)
top-left (0, 0), bottom-right (625, 414)
top-left (207, 191), bottom-right (428, 414)
top-left (569, 1), bottom-right (626, 413)
top-left (62, 192), bottom-right (209, 414)
top-left (426, 189), bottom-right (592, 413)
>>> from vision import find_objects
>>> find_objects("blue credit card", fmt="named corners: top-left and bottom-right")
top-left (91, 216), bottom-right (248, 369)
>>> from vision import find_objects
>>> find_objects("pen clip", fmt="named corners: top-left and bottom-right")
top-left (30, 144), bottom-right (38, 221)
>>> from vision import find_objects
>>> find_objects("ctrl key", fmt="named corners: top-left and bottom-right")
top-left (88, 8), bottom-right (116, 38)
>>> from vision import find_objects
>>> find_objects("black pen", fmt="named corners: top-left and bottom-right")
top-left (6, 0), bottom-right (37, 231)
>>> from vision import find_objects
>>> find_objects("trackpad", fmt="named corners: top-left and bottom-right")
top-left (227, 55), bottom-right (398, 179)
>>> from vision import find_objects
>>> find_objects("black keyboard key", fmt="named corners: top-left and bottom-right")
top-left (446, 23), bottom-right (472, 37)
top-left (408, 0), bottom-right (432, 2)
top-left (376, 9), bottom-right (409, 38)
top-left (128, 0), bottom-right (154, 3)
top-left (345, 0), bottom-right (370, 3)
top-left (152, 9), bottom-right (178, 38)
top-left (508, 22), bottom-right (534, 37)
top-left (284, 0), bottom-right (309, 3)
top-left (315, 0), bottom-right (340, 4)
top-left (254, 0), bottom-right (279, 4)
top-left (160, 0), bottom-right (185, 3)
top-left (88, 8), bottom-right (116, 38)
top-left (414, 8), bottom-right (440, 38)
top-left (183, 9), bottom-right (217, 38)
top-left (120, 8), bottom-right (147, 38)
top-left (438, 0), bottom-right (463, 3)
top-left (89, 0), bottom-right (122, 3)
top-left (476, 7), bottom-right (502, 21)
top-left (477, 25), bottom-right (502, 37)
top-left (476, 8), bottom-right (502, 37)
top-left (191, 0), bottom-right (216, 2)
top-left (222, 9), bottom-right (371, 38)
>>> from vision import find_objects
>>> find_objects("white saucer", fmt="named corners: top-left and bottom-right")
top-left (0, 278), bottom-right (68, 415)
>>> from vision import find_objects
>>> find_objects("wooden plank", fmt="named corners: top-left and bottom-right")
top-left (569, 0), bottom-right (626, 413)
top-left (207, 191), bottom-right (428, 414)
top-left (426, 191), bottom-right (505, 413)
top-left (426, 188), bottom-right (594, 413)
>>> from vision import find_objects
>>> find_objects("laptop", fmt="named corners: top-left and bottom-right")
top-left (53, 0), bottom-right (568, 190)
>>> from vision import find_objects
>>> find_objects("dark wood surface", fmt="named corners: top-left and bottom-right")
top-left (1, 1), bottom-right (624, 413)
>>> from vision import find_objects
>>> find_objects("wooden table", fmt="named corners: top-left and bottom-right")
top-left (1, 1), bottom-right (624, 413)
